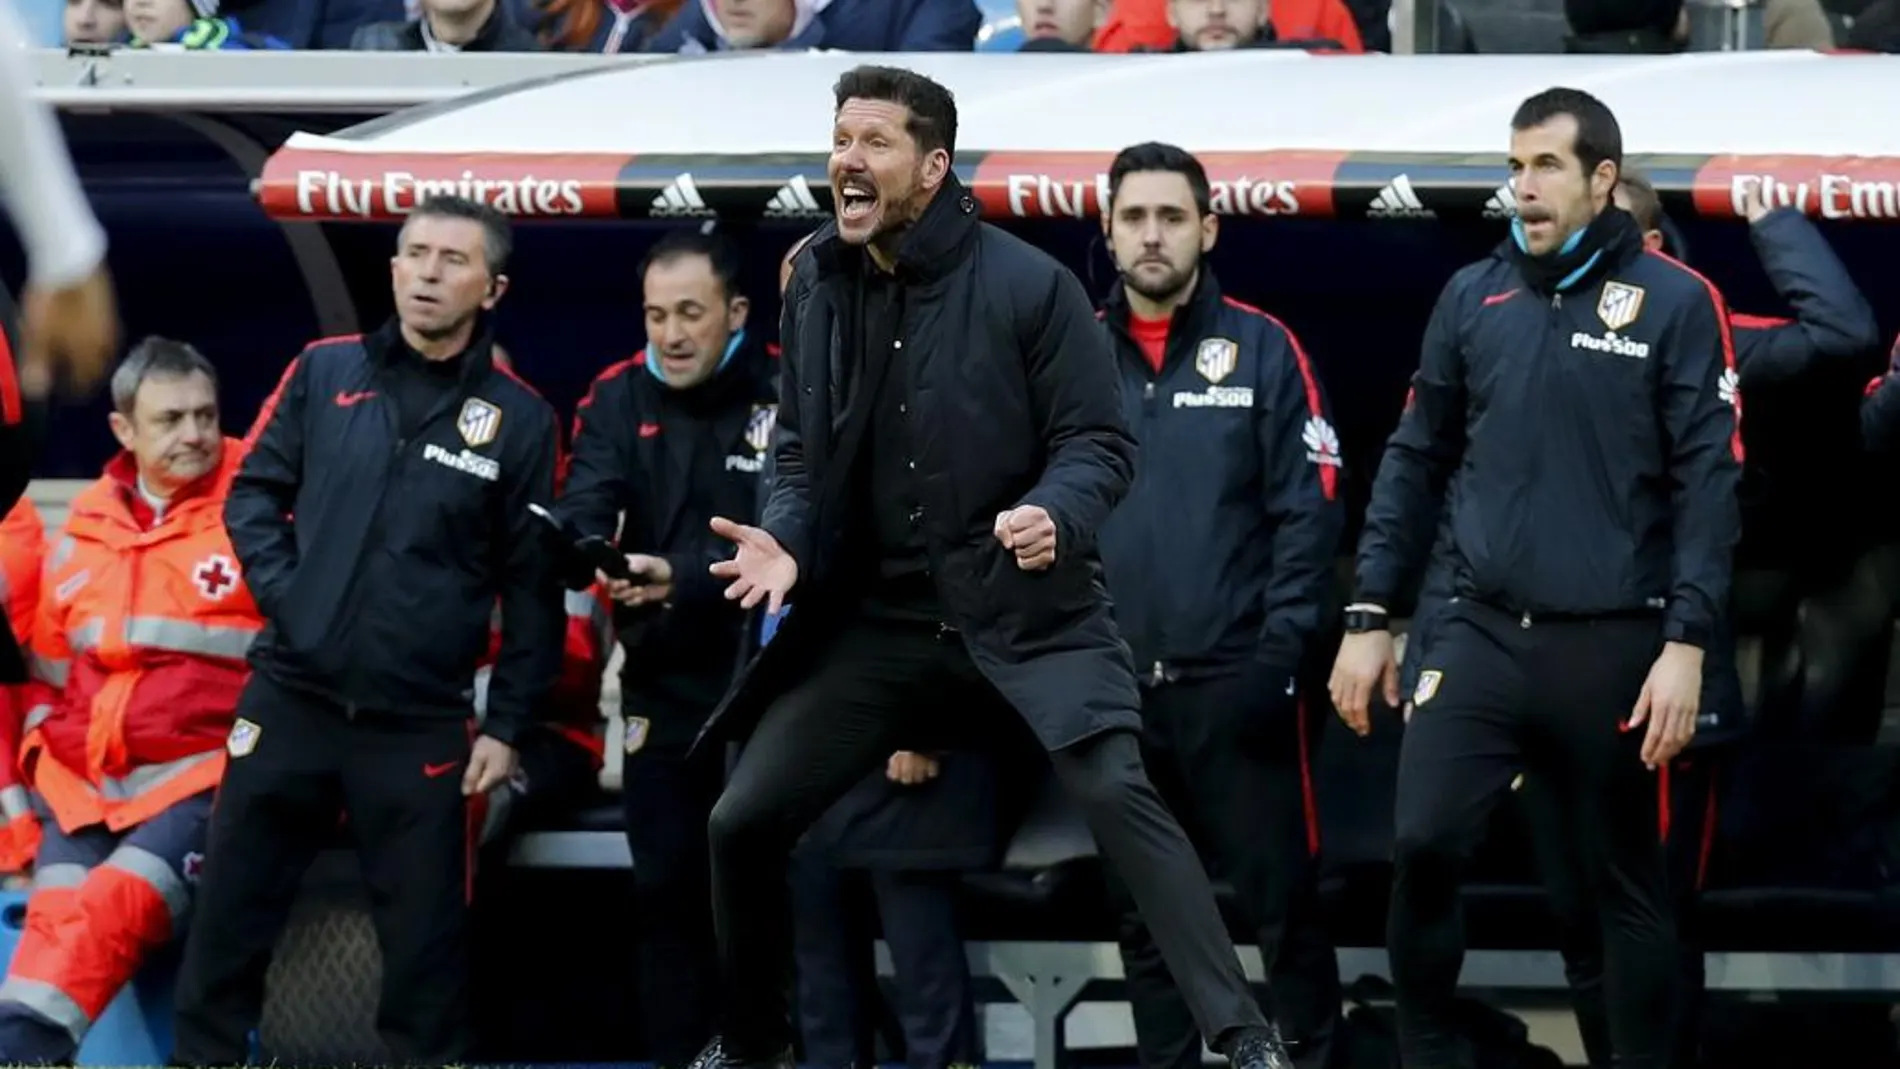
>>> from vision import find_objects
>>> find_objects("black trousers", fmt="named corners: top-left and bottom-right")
top-left (1522, 752), bottom-right (1719, 1069)
top-left (1389, 602), bottom-right (1675, 1069)
top-left (790, 860), bottom-right (975, 1069)
top-left (171, 672), bottom-right (478, 1066)
top-left (623, 733), bottom-right (725, 1066)
top-left (709, 617), bottom-right (1264, 1058)
top-left (1109, 672), bottom-right (1340, 1069)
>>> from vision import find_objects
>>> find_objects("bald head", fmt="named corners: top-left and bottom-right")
top-left (780, 232), bottom-right (817, 297)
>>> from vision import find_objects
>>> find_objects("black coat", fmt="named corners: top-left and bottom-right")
top-left (796, 753), bottom-right (1004, 871)
top-left (697, 177), bottom-right (1143, 755)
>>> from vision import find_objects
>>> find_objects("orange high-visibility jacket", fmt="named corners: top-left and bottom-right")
top-left (0, 497), bottom-right (45, 867)
top-left (23, 440), bottom-right (261, 834)
top-left (477, 584), bottom-right (610, 767)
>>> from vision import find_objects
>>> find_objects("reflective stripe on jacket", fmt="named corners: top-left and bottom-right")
top-left (24, 440), bottom-right (261, 833)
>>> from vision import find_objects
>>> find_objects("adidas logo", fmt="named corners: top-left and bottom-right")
top-left (764, 175), bottom-right (827, 218)
top-left (650, 173), bottom-right (714, 218)
top-left (1367, 174), bottom-right (1435, 219)
top-left (1482, 183), bottom-right (1517, 220)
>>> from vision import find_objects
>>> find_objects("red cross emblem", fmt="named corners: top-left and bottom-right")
top-left (194, 555), bottom-right (239, 601)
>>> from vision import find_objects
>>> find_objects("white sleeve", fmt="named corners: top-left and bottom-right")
top-left (0, 4), bottom-right (106, 289)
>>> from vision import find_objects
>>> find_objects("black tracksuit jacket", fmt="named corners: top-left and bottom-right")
top-left (1097, 270), bottom-right (1345, 681)
top-left (1357, 232), bottom-right (1744, 649)
top-left (224, 319), bottom-right (566, 745)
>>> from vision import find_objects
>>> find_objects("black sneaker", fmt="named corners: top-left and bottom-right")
top-left (685, 1036), bottom-right (796, 1069)
top-left (1223, 1024), bottom-right (1295, 1069)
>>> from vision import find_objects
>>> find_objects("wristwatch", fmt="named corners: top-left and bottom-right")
top-left (1343, 603), bottom-right (1389, 634)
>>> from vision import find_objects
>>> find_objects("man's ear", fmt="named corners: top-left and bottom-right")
top-left (921, 147), bottom-right (950, 191)
top-left (108, 411), bottom-right (135, 452)
top-left (483, 273), bottom-right (510, 310)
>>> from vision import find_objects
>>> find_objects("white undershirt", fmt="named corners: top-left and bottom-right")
top-left (0, 2), bottom-right (108, 288)
top-left (136, 474), bottom-right (169, 523)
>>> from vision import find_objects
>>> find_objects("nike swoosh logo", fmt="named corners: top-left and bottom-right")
top-left (335, 390), bottom-right (378, 407)
top-left (638, 422), bottom-right (661, 438)
top-left (422, 761), bottom-right (459, 778)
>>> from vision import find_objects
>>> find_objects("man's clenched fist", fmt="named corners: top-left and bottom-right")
top-left (994, 505), bottom-right (1056, 571)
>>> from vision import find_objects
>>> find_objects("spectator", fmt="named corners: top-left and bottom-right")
top-left (529, 0), bottom-right (679, 51)
top-left (62, 0), bottom-right (125, 43)
top-left (0, 339), bottom-right (257, 1067)
top-left (124, 0), bottom-right (289, 47)
top-left (552, 227), bottom-right (779, 1067)
top-left (1015, 0), bottom-right (1102, 48)
top-left (353, 0), bottom-right (538, 48)
top-left (0, 498), bottom-right (43, 880)
top-left (1095, 0), bottom-right (1364, 51)
top-left (643, 0), bottom-right (982, 53)
top-left (170, 196), bottom-right (566, 1067)
top-left (1763, 0), bottom-right (1835, 46)
top-left (1564, 0), bottom-right (1684, 51)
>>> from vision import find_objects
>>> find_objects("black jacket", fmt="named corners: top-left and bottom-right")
top-left (1357, 222), bottom-right (1743, 648)
top-left (225, 319), bottom-right (565, 744)
top-left (1407, 211), bottom-right (1872, 743)
top-left (704, 176), bottom-right (1143, 754)
top-left (556, 340), bottom-right (777, 746)
top-left (1098, 270), bottom-right (1344, 681)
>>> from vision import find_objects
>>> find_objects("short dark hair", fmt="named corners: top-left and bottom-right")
top-left (833, 65), bottom-right (958, 159)
top-left (111, 336), bottom-right (217, 415)
top-left (1617, 167), bottom-right (1663, 232)
top-left (404, 195), bottom-right (513, 277)
top-left (1107, 141), bottom-right (1212, 216)
top-left (1510, 87), bottom-right (1623, 178)
top-left (640, 227), bottom-right (744, 301)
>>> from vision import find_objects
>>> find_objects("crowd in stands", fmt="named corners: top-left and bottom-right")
top-left (21, 0), bottom-right (1900, 57)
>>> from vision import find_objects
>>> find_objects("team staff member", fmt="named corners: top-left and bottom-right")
top-left (554, 227), bottom-right (777, 1066)
top-left (1507, 171), bottom-right (1876, 1069)
top-left (171, 195), bottom-right (566, 1067)
top-left (0, 340), bottom-right (257, 1065)
top-left (703, 65), bottom-right (1287, 1069)
top-left (1332, 88), bottom-right (1742, 1069)
top-left (1095, 142), bottom-right (1342, 1069)
top-left (0, 497), bottom-right (44, 875)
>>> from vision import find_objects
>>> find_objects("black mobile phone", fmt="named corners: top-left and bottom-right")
top-left (527, 504), bottom-right (635, 583)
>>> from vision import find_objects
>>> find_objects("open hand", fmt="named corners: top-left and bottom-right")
top-left (1627, 641), bottom-right (1701, 769)
top-left (463, 734), bottom-right (519, 796)
top-left (708, 516), bottom-right (798, 614)
top-left (1328, 631), bottom-right (1400, 738)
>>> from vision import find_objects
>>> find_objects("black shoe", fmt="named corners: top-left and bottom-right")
top-left (686, 1036), bottom-right (796, 1069)
top-left (1223, 1024), bottom-right (1295, 1069)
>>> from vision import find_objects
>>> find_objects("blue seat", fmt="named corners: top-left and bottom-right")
top-left (0, 890), bottom-right (176, 1067)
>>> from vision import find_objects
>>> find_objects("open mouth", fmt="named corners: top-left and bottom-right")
top-left (837, 179), bottom-right (878, 224)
